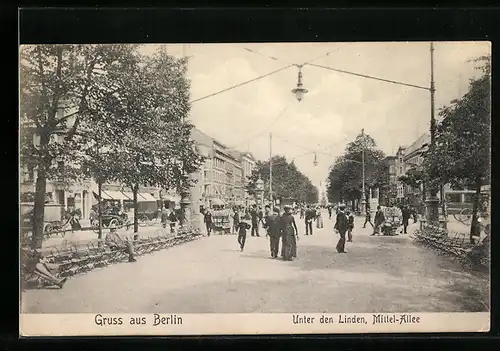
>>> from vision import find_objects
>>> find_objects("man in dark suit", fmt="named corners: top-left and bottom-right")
top-left (334, 204), bottom-right (349, 253)
top-left (250, 205), bottom-right (260, 237)
top-left (264, 207), bottom-right (282, 258)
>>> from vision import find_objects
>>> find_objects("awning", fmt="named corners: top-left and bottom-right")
top-left (139, 193), bottom-right (157, 202)
top-left (211, 198), bottom-right (226, 206)
top-left (163, 195), bottom-right (181, 203)
top-left (101, 190), bottom-right (131, 201)
top-left (122, 192), bottom-right (135, 200)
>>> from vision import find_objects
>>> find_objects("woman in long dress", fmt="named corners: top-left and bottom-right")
top-left (280, 206), bottom-right (299, 261)
top-left (316, 206), bottom-right (324, 229)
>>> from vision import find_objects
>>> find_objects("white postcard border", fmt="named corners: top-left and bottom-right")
top-left (20, 312), bottom-right (490, 336)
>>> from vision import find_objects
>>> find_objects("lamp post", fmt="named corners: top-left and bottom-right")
top-left (360, 129), bottom-right (367, 215)
top-left (269, 133), bottom-right (273, 205)
top-left (425, 42), bottom-right (440, 227)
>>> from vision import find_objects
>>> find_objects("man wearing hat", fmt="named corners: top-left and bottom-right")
top-left (105, 222), bottom-right (136, 262)
top-left (264, 207), bottom-right (283, 259)
top-left (334, 204), bottom-right (349, 253)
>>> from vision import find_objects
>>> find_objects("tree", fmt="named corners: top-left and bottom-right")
top-left (246, 155), bottom-right (318, 204)
top-left (423, 55), bottom-right (491, 241)
top-left (326, 132), bottom-right (388, 209)
top-left (103, 48), bottom-right (203, 233)
top-left (20, 44), bottom-right (137, 249)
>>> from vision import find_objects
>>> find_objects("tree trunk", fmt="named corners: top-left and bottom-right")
top-left (469, 176), bottom-right (482, 244)
top-left (32, 167), bottom-right (47, 250)
top-left (97, 181), bottom-right (103, 241)
top-left (133, 185), bottom-right (139, 235)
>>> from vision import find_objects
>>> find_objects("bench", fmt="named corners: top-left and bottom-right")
top-left (22, 229), bottom-right (204, 283)
top-left (419, 219), bottom-right (448, 231)
top-left (412, 226), bottom-right (490, 270)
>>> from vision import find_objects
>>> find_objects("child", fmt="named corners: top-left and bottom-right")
top-left (237, 219), bottom-right (252, 252)
top-left (346, 210), bottom-right (355, 242)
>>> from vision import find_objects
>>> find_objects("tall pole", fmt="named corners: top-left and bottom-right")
top-left (269, 133), bottom-right (273, 205)
top-left (361, 128), bottom-right (366, 214)
top-left (426, 41), bottom-right (440, 226)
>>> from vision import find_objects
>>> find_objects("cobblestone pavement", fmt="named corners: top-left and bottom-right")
top-left (21, 211), bottom-right (489, 314)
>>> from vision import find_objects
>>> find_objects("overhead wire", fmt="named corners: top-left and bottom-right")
top-left (301, 42), bottom-right (353, 66)
top-left (228, 104), bottom-right (290, 149)
top-left (189, 64), bottom-right (294, 104)
top-left (306, 63), bottom-right (430, 91)
top-left (242, 47), bottom-right (296, 65)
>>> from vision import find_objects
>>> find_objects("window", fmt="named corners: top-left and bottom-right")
top-left (445, 193), bottom-right (461, 203)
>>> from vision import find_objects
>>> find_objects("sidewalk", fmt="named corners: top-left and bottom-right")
top-left (21, 215), bottom-right (489, 313)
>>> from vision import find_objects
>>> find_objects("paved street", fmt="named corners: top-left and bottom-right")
top-left (21, 211), bottom-right (489, 314)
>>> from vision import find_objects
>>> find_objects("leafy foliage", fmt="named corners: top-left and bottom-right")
top-left (326, 132), bottom-right (388, 204)
top-left (246, 155), bottom-right (319, 203)
top-left (20, 44), bottom-right (203, 245)
top-left (422, 55), bottom-right (490, 237)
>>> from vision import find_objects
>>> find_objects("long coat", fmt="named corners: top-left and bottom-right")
top-left (264, 213), bottom-right (282, 237)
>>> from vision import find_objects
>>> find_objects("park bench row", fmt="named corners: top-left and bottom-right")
top-left (30, 229), bottom-right (203, 280)
top-left (412, 225), bottom-right (490, 270)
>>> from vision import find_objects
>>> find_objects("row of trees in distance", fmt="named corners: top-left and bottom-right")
top-left (246, 155), bottom-right (319, 205)
top-left (326, 133), bottom-right (389, 210)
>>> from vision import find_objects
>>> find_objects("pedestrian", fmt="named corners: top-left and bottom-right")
top-left (161, 206), bottom-right (169, 228)
top-left (411, 207), bottom-right (418, 223)
top-left (204, 209), bottom-right (213, 236)
top-left (316, 206), bottom-right (324, 229)
top-left (280, 205), bottom-right (299, 261)
top-left (401, 205), bottom-right (411, 234)
top-left (258, 206), bottom-right (265, 227)
top-left (304, 205), bottom-right (315, 235)
top-left (250, 205), bottom-right (260, 237)
top-left (327, 205), bottom-right (332, 219)
top-left (300, 206), bottom-right (305, 219)
top-left (106, 223), bottom-right (136, 262)
top-left (168, 210), bottom-right (178, 234)
top-left (347, 210), bottom-right (355, 242)
top-left (237, 219), bottom-right (252, 252)
top-left (232, 208), bottom-right (240, 235)
top-left (21, 248), bottom-right (68, 289)
top-left (372, 205), bottom-right (385, 236)
top-left (264, 207), bottom-right (283, 258)
top-left (334, 204), bottom-right (349, 253)
top-left (363, 208), bottom-right (374, 228)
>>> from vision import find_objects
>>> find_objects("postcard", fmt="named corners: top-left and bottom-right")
top-left (19, 42), bottom-right (491, 336)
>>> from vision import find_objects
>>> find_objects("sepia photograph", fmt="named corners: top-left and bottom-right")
top-left (19, 42), bottom-right (491, 335)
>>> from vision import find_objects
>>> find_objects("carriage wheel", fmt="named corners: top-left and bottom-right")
top-left (458, 208), bottom-right (472, 224)
top-left (109, 218), bottom-right (119, 229)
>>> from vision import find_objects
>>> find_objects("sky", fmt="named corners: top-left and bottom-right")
top-left (140, 42), bottom-right (490, 194)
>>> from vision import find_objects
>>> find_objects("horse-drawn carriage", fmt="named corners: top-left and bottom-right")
top-left (90, 211), bottom-right (130, 232)
top-left (136, 200), bottom-right (160, 226)
top-left (21, 202), bottom-right (78, 243)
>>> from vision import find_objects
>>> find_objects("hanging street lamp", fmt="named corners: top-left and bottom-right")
top-left (291, 65), bottom-right (308, 102)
